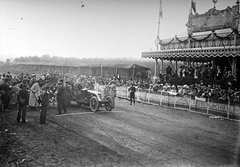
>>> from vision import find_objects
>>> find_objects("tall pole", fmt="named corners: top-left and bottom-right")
top-left (154, 0), bottom-right (162, 83)
top-left (157, 0), bottom-right (162, 51)
top-left (232, 0), bottom-right (240, 75)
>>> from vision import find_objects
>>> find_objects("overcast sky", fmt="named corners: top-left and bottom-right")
top-left (0, 0), bottom-right (236, 62)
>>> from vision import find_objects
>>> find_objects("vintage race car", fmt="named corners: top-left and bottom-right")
top-left (71, 88), bottom-right (114, 112)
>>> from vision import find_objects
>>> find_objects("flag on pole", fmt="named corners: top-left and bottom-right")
top-left (191, 0), bottom-right (196, 13)
top-left (160, 0), bottom-right (163, 18)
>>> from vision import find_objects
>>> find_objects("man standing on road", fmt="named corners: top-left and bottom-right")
top-left (1, 78), bottom-right (11, 111)
top-left (40, 84), bottom-right (50, 124)
top-left (128, 83), bottom-right (136, 105)
top-left (29, 80), bottom-right (41, 111)
top-left (17, 84), bottom-right (29, 123)
top-left (56, 79), bottom-right (67, 115)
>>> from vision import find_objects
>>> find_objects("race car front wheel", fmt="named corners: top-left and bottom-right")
top-left (90, 96), bottom-right (99, 112)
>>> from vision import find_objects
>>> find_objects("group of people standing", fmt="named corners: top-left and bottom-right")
top-left (16, 75), bottom-right (53, 124)
top-left (0, 71), bottom-right (70, 124)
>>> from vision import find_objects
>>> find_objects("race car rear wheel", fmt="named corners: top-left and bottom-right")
top-left (105, 96), bottom-right (113, 111)
top-left (90, 96), bottom-right (99, 112)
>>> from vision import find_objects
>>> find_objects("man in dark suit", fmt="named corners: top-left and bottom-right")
top-left (17, 84), bottom-right (29, 123)
top-left (1, 78), bottom-right (11, 111)
top-left (128, 83), bottom-right (136, 105)
top-left (56, 79), bottom-right (67, 114)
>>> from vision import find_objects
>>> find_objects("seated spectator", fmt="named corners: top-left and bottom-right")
top-left (215, 66), bottom-right (222, 80)
top-left (222, 66), bottom-right (228, 80)
top-left (170, 85), bottom-right (177, 93)
top-left (178, 66), bottom-right (183, 77)
top-left (226, 71), bottom-right (234, 85)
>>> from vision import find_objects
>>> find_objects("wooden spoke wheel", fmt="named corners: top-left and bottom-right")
top-left (105, 96), bottom-right (113, 111)
top-left (90, 96), bottom-right (99, 112)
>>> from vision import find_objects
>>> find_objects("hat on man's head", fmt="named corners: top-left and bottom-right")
top-left (45, 84), bottom-right (50, 88)
top-left (22, 84), bottom-right (27, 88)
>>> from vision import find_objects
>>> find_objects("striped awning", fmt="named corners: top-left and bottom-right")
top-left (142, 46), bottom-right (240, 60)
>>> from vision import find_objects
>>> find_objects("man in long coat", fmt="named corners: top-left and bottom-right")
top-left (29, 80), bottom-right (41, 111)
top-left (40, 84), bottom-right (50, 124)
top-left (57, 79), bottom-right (67, 114)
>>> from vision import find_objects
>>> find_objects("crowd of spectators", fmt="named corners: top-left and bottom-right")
top-left (154, 63), bottom-right (240, 103)
top-left (163, 63), bottom-right (239, 88)
top-left (154, 63), bottom-right (239, 103)
top-left (0, 65), bottom-right (239, 112)
top-left (153, 82), bottom-right (240, 103)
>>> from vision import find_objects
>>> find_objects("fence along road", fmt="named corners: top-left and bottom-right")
top-left (95, 84), bottom-right (240, 121)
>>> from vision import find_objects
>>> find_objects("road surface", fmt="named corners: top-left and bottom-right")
top-left (1, 98), bottom-right (239, 166)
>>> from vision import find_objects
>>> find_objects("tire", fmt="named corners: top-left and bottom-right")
top-left (89, 96), bottom-right (99, 112)
top-left (105, 96), bottom-right (113, 111)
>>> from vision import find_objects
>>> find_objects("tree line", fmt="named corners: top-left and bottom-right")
top-left (14, 55), bottom-right (156, 71)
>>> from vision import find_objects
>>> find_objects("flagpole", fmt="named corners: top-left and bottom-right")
top-left (153, 0), bottom-right (162, 84)
top-left (190, 0), bottom-right (193, 14)
top-left (157, 0), bottom-right (161, 51)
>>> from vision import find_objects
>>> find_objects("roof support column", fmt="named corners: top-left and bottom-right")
top-left (153, 58), bottom-right (158, 84)
top-left (232, 57), bottom-right (237, 75)
top-left (188, 36), bottom-right (191, 49)
top-left (232, 32), bottom-right (238, 75)
top-left (175, 59), bottom-right (178, 75)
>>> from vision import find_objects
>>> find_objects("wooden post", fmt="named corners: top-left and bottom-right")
top-left (227, 100), bottom-right (230, 119)
top-left (89, 65), bottom-right (91, 76)
top-left (161, 59), bottom-right (164, 74)
top-left (175, 59), bottom-right (178, 75)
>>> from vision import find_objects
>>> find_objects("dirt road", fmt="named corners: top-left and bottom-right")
top-left (1, 98), bottom-right (240, 167)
